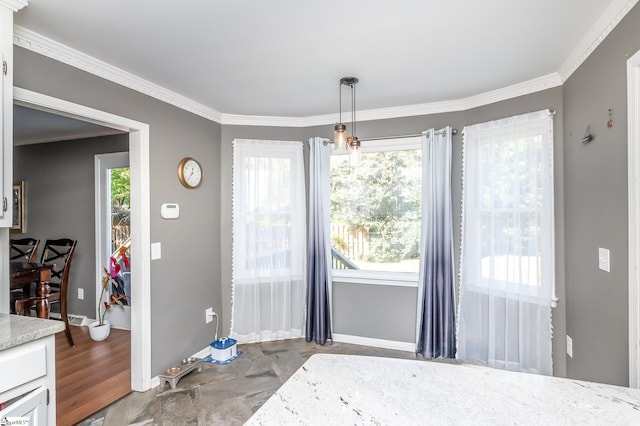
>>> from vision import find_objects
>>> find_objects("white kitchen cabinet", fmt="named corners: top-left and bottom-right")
top-left (0, 385), bottom-right (47, 425)
top-left (0, 336), bottom-right (56, 425)
top-left (0, 314), bottom-right (64, 425)
top-left (0, 6), bottom-right (13, 226)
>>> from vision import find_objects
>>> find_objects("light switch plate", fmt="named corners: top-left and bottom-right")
top-left (151, 242), bottom-right (162, 260)
top-left (566, 335), bottom-right (573, 358)
top-left (598, 247), bottom-right (610, 272)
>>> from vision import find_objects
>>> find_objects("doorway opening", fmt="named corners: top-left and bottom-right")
top-left (14, 87), bottom-right (152, 391)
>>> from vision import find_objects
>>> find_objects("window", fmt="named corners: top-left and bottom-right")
top-left (330, 137), bottom-right (422, 279)
top-left (232, 140), bottom-right (306, 281)
top-left (461, 110), bottom-right (554, 300)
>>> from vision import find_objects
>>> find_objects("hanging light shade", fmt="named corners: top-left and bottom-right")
top-left (334, 123), bottom-right (346, 149)
top-left (348, 136), bottom-right (361, 166)
top-left (333, 76), bottom-right (361, 166)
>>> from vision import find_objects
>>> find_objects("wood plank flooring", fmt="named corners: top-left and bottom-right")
top-left (55, 325), bottom-right (131, 426)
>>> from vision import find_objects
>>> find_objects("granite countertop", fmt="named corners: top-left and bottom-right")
top-left (247, 353), bottom-right (640, 425)
top-left (0, 313), bottom-right (65, 351)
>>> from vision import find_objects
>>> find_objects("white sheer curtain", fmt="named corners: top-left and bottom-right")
top-left (457, 110), bottom-right (554, 375)
top-left (230, 139), bottom-right (306, 344)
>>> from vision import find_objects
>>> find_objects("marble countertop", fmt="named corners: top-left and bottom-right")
top-left (0, 313), bottom-right (65, 351)
top-left (247, 353), bottom-right (640, 425)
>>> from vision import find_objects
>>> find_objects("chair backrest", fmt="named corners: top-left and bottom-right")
top-left (40, 239), bottom-right (77, 289)
top-left (10, 238), bottom-right (40, 262)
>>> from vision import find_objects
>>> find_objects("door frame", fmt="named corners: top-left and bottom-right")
top-left (627, 48), bottom-right (640, 388)
top-left (13, 87), bottom-right (152, 392)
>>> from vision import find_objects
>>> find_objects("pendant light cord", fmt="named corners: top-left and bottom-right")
top-left (351, 82), bottom-right (356, 139)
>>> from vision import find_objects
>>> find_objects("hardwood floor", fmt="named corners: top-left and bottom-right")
top-left (55, 325), bottom-right (131, 426)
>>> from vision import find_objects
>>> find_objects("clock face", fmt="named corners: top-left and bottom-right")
top-left (178, 157), bottom-right (202, 188)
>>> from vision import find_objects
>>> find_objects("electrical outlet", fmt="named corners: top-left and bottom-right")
top-left (205, 307), bottom-right (216, 324)
top-left (566, 335), bottom-right (573, 358)
top-left (78, 288), bottom-right (84, 300)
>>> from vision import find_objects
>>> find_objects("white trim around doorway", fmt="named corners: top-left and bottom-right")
top-left (13, 87), bottom-right (152, 392)
top-left (627, 49), bottom-right (640, 389)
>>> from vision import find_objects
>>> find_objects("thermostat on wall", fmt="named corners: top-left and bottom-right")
top-left (161, 203), bottom-right (180, 219)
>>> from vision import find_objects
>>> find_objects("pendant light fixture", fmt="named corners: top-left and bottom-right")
top-left (333, 76), bottom-right (361, 166)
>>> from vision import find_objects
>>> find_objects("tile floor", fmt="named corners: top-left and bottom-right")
top-left (78, 339), bottom-right (431, 425)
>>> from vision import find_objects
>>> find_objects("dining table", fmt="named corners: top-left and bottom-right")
top-left (10, 262), bottom-right (54, 319)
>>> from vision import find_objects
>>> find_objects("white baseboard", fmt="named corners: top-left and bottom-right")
top-left (192, 346), bottom-right (211, 359)
top-left (80, 316), bottom-right (95, 326)
top-left (150, 376), bottom-right (161, 388)
top-left (332, 334), bottom-right (415, 352)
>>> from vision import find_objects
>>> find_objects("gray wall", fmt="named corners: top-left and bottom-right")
top-left (14, 47), bottom-right (223, 376)
top-left (13, 134), bottom-right (129, 317)
top-left (332, 282), bottom-right (417, 343)
top-left (562, 4), bottom-right (640, 386)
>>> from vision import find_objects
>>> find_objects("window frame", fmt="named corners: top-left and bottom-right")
top-left (232, 140), bottom-right (307, 281)
top-left (330, 136), bottom-right (422, 287)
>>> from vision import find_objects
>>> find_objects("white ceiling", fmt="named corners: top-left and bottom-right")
top-left (12, 0), bottom-right (633, 122)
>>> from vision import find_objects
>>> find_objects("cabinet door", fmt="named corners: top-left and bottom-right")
top-left (0, 386), bottom-right (48, 426)
top-left (0, 51), bottom-right (4, 221)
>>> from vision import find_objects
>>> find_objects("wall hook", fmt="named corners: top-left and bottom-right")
top-left (582, 126), bottom-right (594, 144)
top-left (607, 109), bottom-right (614, 128)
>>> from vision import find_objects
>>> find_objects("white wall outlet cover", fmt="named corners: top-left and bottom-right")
top-left (598, 247), bottom-right (610, 272)
top-left (151, 242), bottom-right (162, 260)
top-left (566, 335), bottom-right (573, 358)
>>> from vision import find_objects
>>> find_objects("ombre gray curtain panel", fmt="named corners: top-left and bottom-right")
top-left (416, 127), bottom-right (456, 358)
top-left (306, 137), bottom-right (333, 344)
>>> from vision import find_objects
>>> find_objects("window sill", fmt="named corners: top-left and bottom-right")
top-left (331, 270), bottom-right (419, 288)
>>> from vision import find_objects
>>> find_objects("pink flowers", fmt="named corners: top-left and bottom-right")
top-left (97, 252), bottom-right (129, 326)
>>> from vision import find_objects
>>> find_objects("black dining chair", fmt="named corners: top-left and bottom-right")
top-left (9, 238), bottom-right (40, 313)
top-left (10, 237), bottom-right (40, 262)
top-left (15, 238), bottom-right (77, 347)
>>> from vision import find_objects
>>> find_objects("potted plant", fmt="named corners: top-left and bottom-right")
top-left (89, 253), bottom-right (129, 341)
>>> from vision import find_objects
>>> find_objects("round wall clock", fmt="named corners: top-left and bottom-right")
top-left (177, 157), bottom-right (202, 189)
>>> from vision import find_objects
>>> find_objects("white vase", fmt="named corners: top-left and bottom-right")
top-left (88, 320), bottom-right (111, 341)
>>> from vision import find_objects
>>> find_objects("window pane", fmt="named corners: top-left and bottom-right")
top-left (477, 130), bottom-right (546, 289)
top-left (330, 149), bottom-right (422, 273)
top-left (109, 167), bottom-right (130, 253)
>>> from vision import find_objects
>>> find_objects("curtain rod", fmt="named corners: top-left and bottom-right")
top-left (359, 127), bottom-right (458, 142)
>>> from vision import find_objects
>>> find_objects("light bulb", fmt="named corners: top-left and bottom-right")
top-left (334, 123), bottom-right (346, 149)
top-left (348, 137), bottom-right (361, 167)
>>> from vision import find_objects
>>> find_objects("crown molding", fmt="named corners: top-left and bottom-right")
top-left (559, 0), bottom-right (639, 82)
top-left (12, 0), bottom-right (636, 128)
top-left (0, 0), bottom-right (27, 12)
top-left (223, 73), bottom-right (563, 127)
top-left (13, 25), bottom-right (223, 123)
